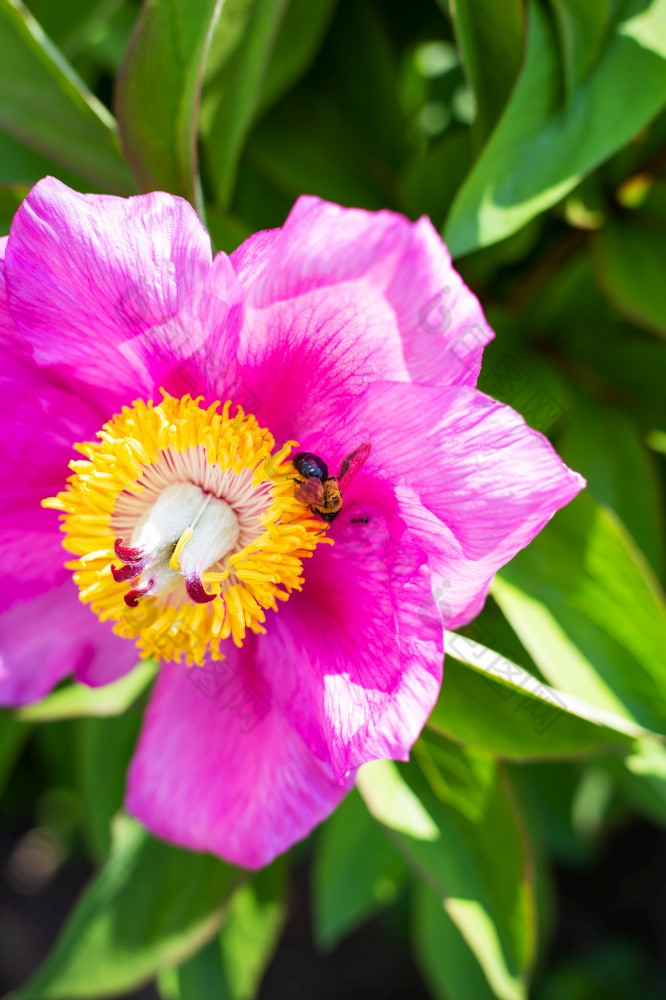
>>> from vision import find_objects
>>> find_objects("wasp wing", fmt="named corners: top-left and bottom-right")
top-left (337, 442), bottom-right (371, 493)
top-left (296, 478), bottom-right (325, 505)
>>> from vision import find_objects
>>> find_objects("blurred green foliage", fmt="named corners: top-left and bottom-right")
top-left (1, 0), bottom-right (665, 997)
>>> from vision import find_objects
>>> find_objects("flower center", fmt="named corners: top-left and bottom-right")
top-left (43, 393), bottom-right (330, 664)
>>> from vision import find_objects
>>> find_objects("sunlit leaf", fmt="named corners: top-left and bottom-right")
top-left (18, 661), bottom-right (157, 722)
top-left (429, 633), bottom-right (641, 760)
top-left (493, 494), bottom-right (666, 733)
top-left (358, 747), bottom-right (535, 1000)
top-left (220, 861), bottom-right (286, 999)
top-left (413, 881), bottom-right (497, 1000)
top-left (157, 861), bottom-right (286, 1000)
top-left (313, 789), bottom-right (408, 949)
top-left (444, 0), bottom-right (666, 255)
top-left (18, 815), bottom-right (243, 999)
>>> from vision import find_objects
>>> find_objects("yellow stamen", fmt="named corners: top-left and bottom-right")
top-left (201, 571), bottom-right (230, 584)
top-left (42, 392), bottom-right (331, 665)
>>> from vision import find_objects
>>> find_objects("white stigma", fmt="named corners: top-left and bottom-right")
top-left (131, 483), bottom-right (240, 595)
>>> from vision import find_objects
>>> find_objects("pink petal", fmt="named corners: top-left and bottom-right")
top-left (333, 381), bottom-right (585, 629)
top-left (0, 236), bottom-right (12, 351)
top-left (0, 580), bottom-right (138, 706)
top-left (254, 493), bottom-right (443, 779)
top-left (0, 236), bottom-right (39, 384)
top-left (0, 237), bottom-right (104, 610)
top-left (5, 178), bottom-right (240, 406)
top-left (126, 651), bottom-right (349, 869)
top-left (228, 228), bottom-right (281, 286)
top-left (231, 196), bottom-right (493, 393)
top-left (231, 282), bottom-right (406, 443)
top-left (1, 234), bottom-right (138, 694)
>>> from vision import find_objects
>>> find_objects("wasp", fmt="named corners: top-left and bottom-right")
top-left (293, 443), bottom-right (371, 523)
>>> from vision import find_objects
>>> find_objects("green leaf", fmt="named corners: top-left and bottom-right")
top-left (200, 0), bottom-right (257, 80)
top-left (116, 0), bottom-right (224, 211)
top-left (401, 130), bottom-right (471, 227)
top-left (536, 939), bottom-right (652, 1000)
top-left (77, 1), bottom-right (140, 72)
top-left (551, 0), bottom-right (613, 96)
top-left (413, 881), bottom-right (496, 1000)
top-left (230, 157), bottom-right (293, 231)
top-left (493, 494), bottom-right (666, 733)
top-left (444, 0), bottom-right (666, 256)
top-left (158, 860), bottom-right (286, 1000)
top-left (157, 943), bottom-right (216, 1000)
top-left (0, 0), bottom-right (134, 192)
top-left (569, 764), bottom-right (617, 841)
top-left (205, 204), bottom-right (252, 253)
top-left (203, 0), bottom-right (395, 209)
top-left (428, 633), bottom-right (639, 760)
top-left (17, 660), bottom-right (157, 722)
top-left (510, 762), bottom-right (599, 864)
top-left (18, 814), bottom-right (243, 999)
top-left (0, 184), bottom-right (28, 234)
top-left (217, 860), bottom-right (286, 999)
top-left (313, 788), bottom-right (408, 949)
top-left (257, 0), bottom-right (337, 113)
top-left (578, 337), bottom-right (666, 427)
top-left (76, 711), bottom-right (143, 860)
top-left (446, 0), bottom-right (524, 143)
top-left (201, 0), bottom-right (289, 208)
top-left (477, 347), bottom-right (572, 435)
top-left (357, 746), bottom-right (536, 1000)
top-left (604, 736), bottom-right (666, 826)
top-left (0, 709), bottom-right (31, 797)
top-left (0, 128), bottom-right (87, 186)
top-left (316, 2), bottom-right (409, 173)
top-left (244, 94), bottom-right (389, 209)
top-left (454, 593), bottom-right (543, 678)
top-left (558, 396), bottom-right (664, 575)
top-left (25, 0), bottom-right (127, 56)
top-left (546, 265), bottom-right (666, 424)
top-left (590, 219), bottom-right (666, 339)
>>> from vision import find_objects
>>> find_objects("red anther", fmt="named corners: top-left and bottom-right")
top-left (111, 562), bottom-right (144, 583)
top-left (124, 580), bottom-right (153, 607)
top-left (186, 577), bottom-right (217, 604)
top-left (114, 538), bottom-right (144, 564)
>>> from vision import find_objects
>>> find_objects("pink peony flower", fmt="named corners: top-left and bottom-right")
top-left (0, 178), bottom-right (584, 868)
